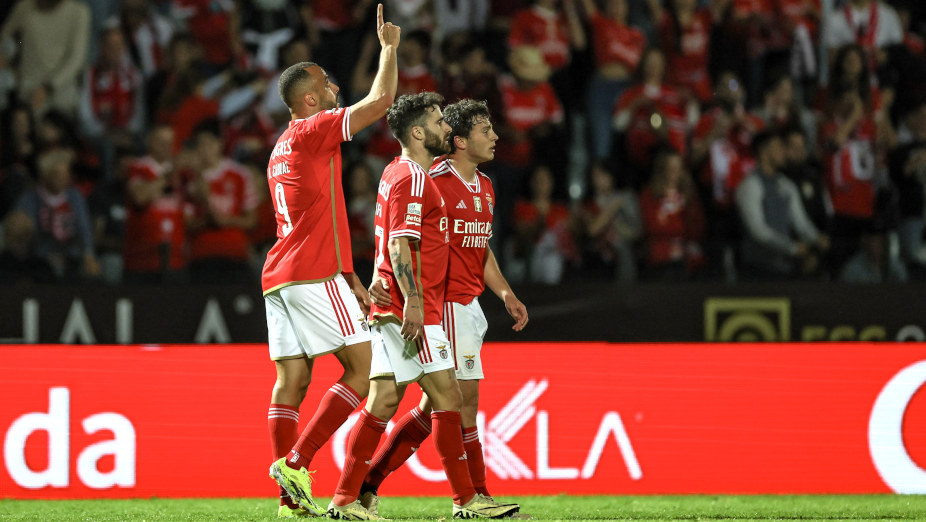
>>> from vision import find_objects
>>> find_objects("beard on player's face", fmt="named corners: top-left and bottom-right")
top-left (423, 126), bottom-right (451, 156)
top-left (319, 93), bottom-right (338, 110)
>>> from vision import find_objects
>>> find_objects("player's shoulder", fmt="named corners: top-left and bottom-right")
top-left (314, 107), bottom-right (348, 119)
top-left (476, 169), bottom-right (494, 192)
top-left (429, 159), bottom-right (453, 179)
top-left (292, 107), bottom-right (347, 129)
top-left (386, 157), bottom-right (427, 182)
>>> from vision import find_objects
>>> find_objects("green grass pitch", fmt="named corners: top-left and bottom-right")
top-left (2, 495), bottom-right (926, 521)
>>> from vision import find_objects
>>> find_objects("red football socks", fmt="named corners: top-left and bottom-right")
top-left (432, 410), bottom-right (476, 506)
top-left (286, 382), bottom-right (361, 470)
top-left (268, 404), bottom-right (299, 507)
top-left (364, 406), bottom-right (432, 491)
top-left (332, 410), bottom-right (388, 506)
top-left (462, 426), bottom-right (490, 497)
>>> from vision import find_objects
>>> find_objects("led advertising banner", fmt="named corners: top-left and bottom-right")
top-left (1, 343), bottom-right (924, 498)
top-left (5, 284), bottom-right (926, 344)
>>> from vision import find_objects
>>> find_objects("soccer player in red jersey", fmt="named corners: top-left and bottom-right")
top-left (326, 92), bottom-right (519, 520)
top-left (360, 99), bottom-right (529, 517)
top-left (265, 5), bottom-right (400, 518)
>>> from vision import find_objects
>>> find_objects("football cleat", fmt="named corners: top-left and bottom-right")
top-left (326, 500), bottom-right (388, 520)
top-left (278, 504), bottom-right (319, 518)
top-left (358, 490), bottom-right (380, 517)
top-left (269, 458), bottom-right (322, 516)
top-left (452, 494), bottom-right (520, 519)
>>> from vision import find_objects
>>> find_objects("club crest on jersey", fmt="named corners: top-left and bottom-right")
top-left (486, 196), bottom-right (493, 215)
top-left (438, 346), bottom-right (449, 359)
top-left (464, 354), bottom-right (475, 369)
top-left (473, 196), bottom-right (482, 213)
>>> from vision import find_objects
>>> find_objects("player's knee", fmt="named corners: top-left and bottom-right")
top-left (432, 386), bottom-right (462, 412)
top-left (367, 381), bottom-right (401, 419)
top-left (461, 384), bottom-right (479, 408)
top-left (368, 396), bottom-right (399, 420)
top-left (277, 373), bottom-right (310, 392)
top-left (273, 379), bottom-right (309, 406)
top-left (460, 401), bottom-right (478, 426)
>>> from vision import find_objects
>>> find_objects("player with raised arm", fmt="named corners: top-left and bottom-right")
top-left (323, 92), bottom-right (520, 520)
top-left (360, 99), bottom-right (529, 517)
top-left (264, 4), bottom-right (399, 518)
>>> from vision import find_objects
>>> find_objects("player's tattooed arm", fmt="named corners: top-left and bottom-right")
top-left (391, 255), bottom-right (417, 297)
top-left (387, 236), bottom-right (423, 340)
top-left (388, 238), bottom-right (418, 299)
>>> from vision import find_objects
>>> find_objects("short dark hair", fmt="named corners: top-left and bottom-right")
top-left (443, 99), bottom-right (491, 154)
top-left (278, 61), bottom-right (318, 109)
top-left (386, 92), bottom-right (445, 146)
top-left (192, 117), bottom-right (221, 139)
top-left (752, 129), bottom-right (782, 156)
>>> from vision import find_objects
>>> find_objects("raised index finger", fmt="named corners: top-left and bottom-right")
top-left (377, 3), bottom-right (384, 29)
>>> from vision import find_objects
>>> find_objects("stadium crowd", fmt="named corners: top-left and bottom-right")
top-left (1, 0), bottom-right (926, 286)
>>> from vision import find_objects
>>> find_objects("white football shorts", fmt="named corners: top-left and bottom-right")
top-left (370, 322), bottom-right (455, 385)
top-left (443, 298), bottom-right (488, 380)
top-left (265, 275), bottom-right (371, 361)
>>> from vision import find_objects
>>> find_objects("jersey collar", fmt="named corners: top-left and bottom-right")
top-left (447, 160), bottom-right (481, 193)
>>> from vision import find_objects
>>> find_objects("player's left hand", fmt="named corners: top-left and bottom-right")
top-left (505, 294), bottom-right (528, 331)
top-left (368, 276), bottom-right (393, 307)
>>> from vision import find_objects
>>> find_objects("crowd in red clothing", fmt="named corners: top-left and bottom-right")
top-left (1, 0), bottom-right (926, 285)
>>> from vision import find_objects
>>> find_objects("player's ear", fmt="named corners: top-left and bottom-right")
top-left (412, 126), bottom-right (423, 141)
top-left (304, 90), bottom-right (316, 108)
top-left (454, 135), bottom-right (466, 150)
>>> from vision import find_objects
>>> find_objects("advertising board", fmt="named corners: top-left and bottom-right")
top-left (1, 343), bottom-right (924, 498)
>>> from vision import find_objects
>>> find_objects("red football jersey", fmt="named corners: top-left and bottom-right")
top-left (692, 109), bottom-right (763, 207)
top-left (262, 108), bottom-right (355, 293)
top-left (659, 9), bottom-right (713, 101)
top-left (509, 6), bottom-right (571, 70)
top-left (174, 0), bottom-right (233, 65)
top-left (123, 156), bottom-right (187, 272)
top-left (370, 158), bottom-right (449, 326)
top-left (310, 0), bottom-right (356, 30)
top-left (189, 158), bottom-right (259, 262)
top-left (639, 186), bottom-right (706, 265)
top-left (497, 75), bottom-right (564, 167)
top-left (430, 159), bottom-right (495, 305)
top-left (614, 84), bottom-right (689, 167)
top-left (822, 117), bottom-right (877, 219)
top-left (589, 12), bottom-right (646, 70)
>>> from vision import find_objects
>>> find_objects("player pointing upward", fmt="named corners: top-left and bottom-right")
top-left (264, 4), bottom-right (399, 518)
